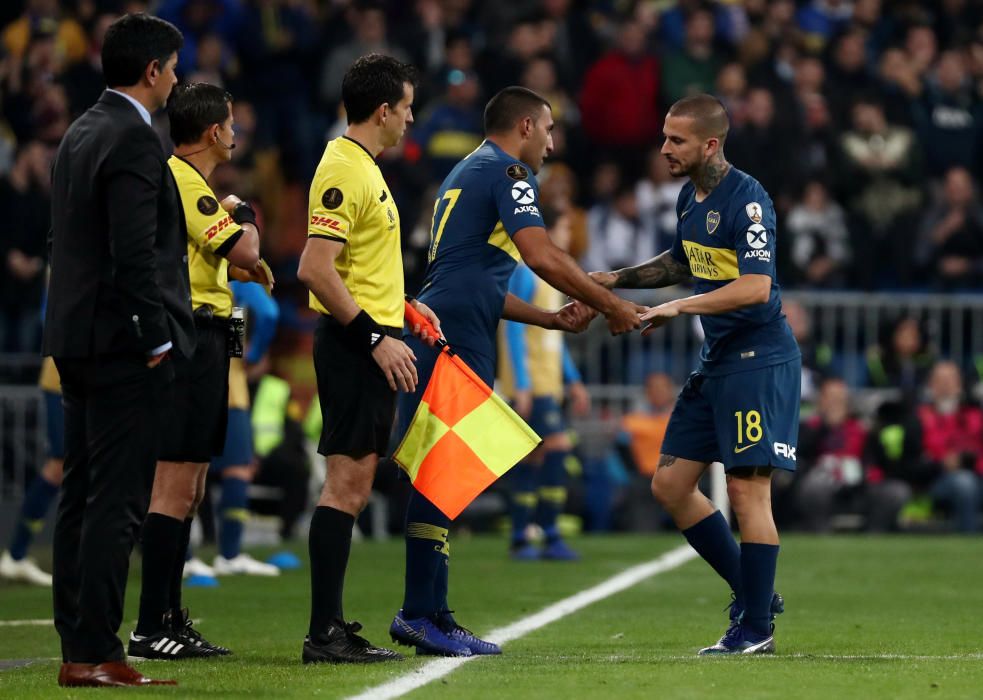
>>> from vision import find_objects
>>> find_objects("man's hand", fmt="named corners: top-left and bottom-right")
top-left (513, 389), bottom-right (532, 419)
top-left (408, 300), bottom-right (444, 347)
top-left (568, 381), bottom-right (591, 417)
top-left (371, 336), bottom-right (418, 392)
top-left (147, 350), bottom-right (168, 368)
top-left (589, 270), bottom-right (617, 289)
top-left (221, 194), bottom-right (243, 212)
top-left (605, 298), bottom-right (647, 335)
top-left (553, 300), bottom-right (597, 333)
top-left (229, 260), bottom-right (275, 292)
top-left (640, 301), bottom-right (681, 336)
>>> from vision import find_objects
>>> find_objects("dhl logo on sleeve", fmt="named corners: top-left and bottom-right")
top-left (682, 240), bottom-right (739, 280)
top-left (310, 215), bottom-right (348, 235)
top-left (204, 215), bottom-right (234, 241)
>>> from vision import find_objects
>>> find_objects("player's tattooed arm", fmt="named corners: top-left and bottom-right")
top-left (592, 251), bottom-right (691, 290)
top-left (657, 454), bottom-right (679, 470)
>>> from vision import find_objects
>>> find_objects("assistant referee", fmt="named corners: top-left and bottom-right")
top-left (297, 54), bottom-right (441, 664)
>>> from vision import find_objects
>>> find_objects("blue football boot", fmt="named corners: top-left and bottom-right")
top-left (698, 592), bottom-right (783, 655)
top-left (389, 610), bottom-right (472, 657)
top-left (510, 542), bottom-right (542, 561)
top-left (541, 539), bottom-right (579, 561)
top-left (433, 611), bottom-right (501, 656)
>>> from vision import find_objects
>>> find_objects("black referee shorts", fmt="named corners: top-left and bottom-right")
top-left (313, 315), bottom-right (400, 459)
top-left (158, 323), bottom-right (230, 463)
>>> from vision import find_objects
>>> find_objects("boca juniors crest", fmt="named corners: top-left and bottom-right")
top-left (706, 210), bottom-right (721, 235)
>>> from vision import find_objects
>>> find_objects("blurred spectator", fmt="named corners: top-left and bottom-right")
top-left (836, 97), bottom-right (922, 287)
top-left (916, 361), bottom-right (982, 532)
top-left (477, 16), bottom-right (547, 97)
top-left (715, 61), bottom-right (747, 125)
top-left (579, 18), bottom-right (660, 170)
top-left (1, 0), bottom-right (86, 67)
top-left (727, 87), bottom-right (802, 203)
top-left (618, 372), bottom-right (676, 478)
top-left (582, 180), bottom-right (652, 276)
top-left (876, 47), bottom-right (920, 128)
top-left (635, 146), bottom-right (684, 257)
top-left (320, 3), bottom-right (410, 111)
top-left (795, 377), bottom-right (911, 532)
top-left (156, 0), bottom-right (242, 76)
top-left (59, 13), bottom-right (115, 119)
top-left (782, 299), bottom-right (834, 403)
top-left (413, 68), bottom-right (483, 183)
top-left (538, 162), bottom-right (589, 261)
top-left (796, 0), bottom-right (853, 53)
top-left (660, 8), bottom-right (725, 107)
top-left (521, 55), bottom-right (578, 130)
top-left (904, 24), bottom-right (938, 83)
top-left (786, 179), bottom-right (851, 287)
top-left (238, 0), bottom-right (319, 182)
top-left (865, 316), bottom-right (935, 395)
top-left (0, 140), bottom-right (51, 352)
top-left (912, 50), bottom-right (983, 178)
top-left (917, 166), bottom-right (983, 290)
top-left (541, 0), bottom-right (600, 90)
top-left (824, 29), bottom-right (879, 130)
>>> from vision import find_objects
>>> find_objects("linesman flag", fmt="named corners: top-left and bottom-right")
top-left (394, 302), bottom-right (541, 519)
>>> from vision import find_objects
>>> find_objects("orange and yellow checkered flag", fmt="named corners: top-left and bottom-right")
top-left (394, 303), bottom-right (541, 519)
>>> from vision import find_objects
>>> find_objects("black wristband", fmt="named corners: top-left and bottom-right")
top-left (230, 201), bottom-right (257, 227)
top-left (343, 310), bottom-right (386, 355)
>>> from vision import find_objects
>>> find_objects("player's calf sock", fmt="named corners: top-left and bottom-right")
top-left (509, 463), bottom-right (537, 546)
top-left (682, 511), bottom-right (743, 609)
top-left (168, 517), bottom-right (193, 619)
top-left (218, 477), bottom-right (249, 560)
top-left (308, 505), bottom-right (354, 637)
top-left (538, 450), bottom-right (568, 543)
top-left (136, 513), bottom-right (183, 635)
top-left (740, 542), bottom-right (779, 637)
top-left (403, 489), bottom-right (449, 619)
top-left (8, 474), bottom-right (59, 560)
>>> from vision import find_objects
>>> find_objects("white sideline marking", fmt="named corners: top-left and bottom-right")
top-left (0, 619), bottom-right (53, 627)
top-left (347, 544), bottom-right (698, 700)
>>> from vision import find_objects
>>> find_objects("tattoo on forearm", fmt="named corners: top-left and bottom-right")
top-left (658, 454), bottom-right (678, 470)
top-left (613, 251), bottom-right (691, 289)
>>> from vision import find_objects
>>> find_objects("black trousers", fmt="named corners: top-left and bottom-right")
top-left (52, 354), bottom-right (172, 663)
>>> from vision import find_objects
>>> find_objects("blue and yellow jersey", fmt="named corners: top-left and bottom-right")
top-left (307, 136), bottom-right (403, 327)
top-left (670, 167), bottom-right (799, 375)
top-left (39, 356), bottom-right (61, 394)
top-left (417, 140), bottom-right (545, 361)
top-left (497, 263), bottom-right (581, 400)
top-left (169, 156), bottom-right (242, 318)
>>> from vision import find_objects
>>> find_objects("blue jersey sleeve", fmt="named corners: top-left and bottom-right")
top-left (492, 165), bottom-right (544, 236)
top-left (562, 345), bottom-right (581, 385)
top-left (733, 193), bottom-right (777, 278)
top-left (232, 280), bottom-right (280, 363)
top-left (504, 266), bottom-right (534, 391)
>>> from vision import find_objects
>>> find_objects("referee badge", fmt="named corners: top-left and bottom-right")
top-left (506, 163), bottom-right (529, 181)
top-left (321, 187), bottom-right (344, 210)
top-left (706, 210), bottom-right (721, 235)
top-left (197, 196), bottom-right (219, 215)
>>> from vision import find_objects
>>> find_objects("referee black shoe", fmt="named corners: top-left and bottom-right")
top-left (169, 608), bottom-right (232, 656)
top-left (303, 621), bottom-right (402, 664)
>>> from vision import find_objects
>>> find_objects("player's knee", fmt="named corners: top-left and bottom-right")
top-left (650, 470), bottom-right (684, 508)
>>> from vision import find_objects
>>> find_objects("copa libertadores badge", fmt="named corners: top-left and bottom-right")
top-left (321, 187), bottom-right (344, 209)
top-left (506, 163), bottom-right (528, 181)
top-left (197, 195), bottom-right (219, 215)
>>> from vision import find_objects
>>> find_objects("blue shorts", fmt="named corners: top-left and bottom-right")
top-left (44, 390), bottom-right (65, 459)
top-left (395, 337), bottom-right (495, 446)
top-left (521, 396), bottom-right (565, 438)
top-left (661, 358), bottom-right (801, 472)
top-left (210, 408), bottom-right (253, 472)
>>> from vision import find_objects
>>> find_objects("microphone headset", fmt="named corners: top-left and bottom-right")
top-left (216, 135), bottom-right (236, 150)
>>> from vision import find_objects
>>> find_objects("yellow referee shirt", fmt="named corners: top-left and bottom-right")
top-left (307, 136), bottom-right (404, 327)
top-left (169, 156), bottom-right (243, 318)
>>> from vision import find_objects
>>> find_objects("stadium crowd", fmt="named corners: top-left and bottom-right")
top-left (2, 0), bottom-right (983, 541)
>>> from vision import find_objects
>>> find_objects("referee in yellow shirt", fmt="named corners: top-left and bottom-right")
top-left (128, 83), bottom-right (270, 661)
top-left (297, 54), bottom-right (441, 664)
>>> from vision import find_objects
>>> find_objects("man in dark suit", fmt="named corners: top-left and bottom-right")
top-left (43, 13), bottom-right (191, 688)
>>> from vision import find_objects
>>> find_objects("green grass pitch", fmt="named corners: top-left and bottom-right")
top-left (1, 534), bottom-right (982, 698)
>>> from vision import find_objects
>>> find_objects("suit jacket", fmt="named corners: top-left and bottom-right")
top-left (43, 90), bottom-right (194, 360)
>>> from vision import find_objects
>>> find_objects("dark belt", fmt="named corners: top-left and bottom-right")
top-left (193, 306), bottom-right (231, 330)
top-left (318, 314), bottom-right (401, 339)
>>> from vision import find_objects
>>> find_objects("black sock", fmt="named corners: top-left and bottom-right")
top-left (136, 513), bottom-right (183, 635)
top-left (308, 505), bottom-right (355, 639)
top-left (169, 517), bottom-right (193, 620)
